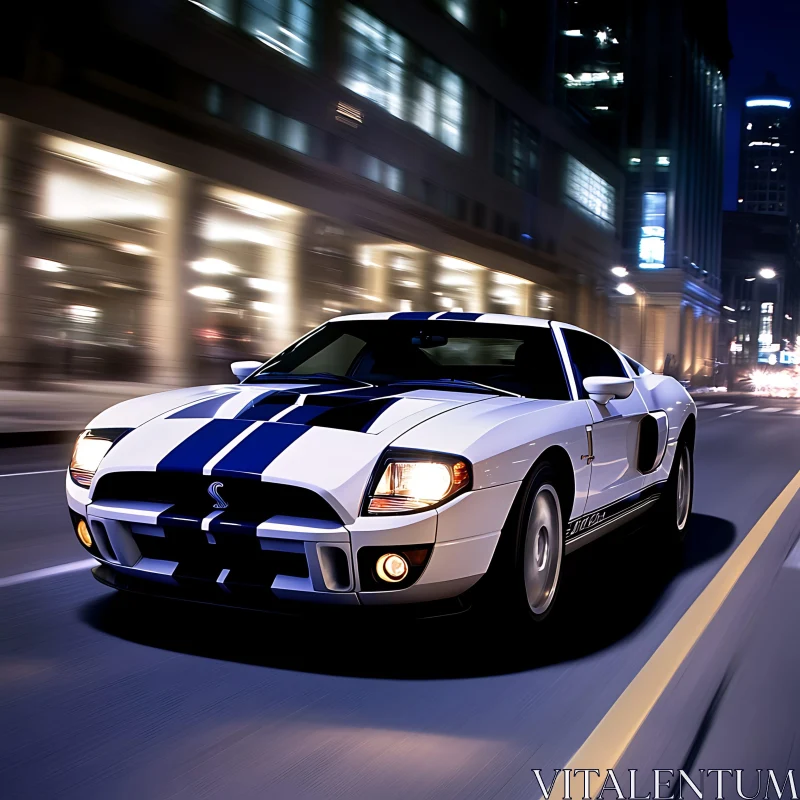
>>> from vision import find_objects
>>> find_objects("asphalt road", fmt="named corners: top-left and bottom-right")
top-left (2, 395), bottom-right (800, 799)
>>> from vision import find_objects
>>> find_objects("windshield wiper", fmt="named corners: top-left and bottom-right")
top-left (249, 372), bottom-right (372, 387)
top-left (388, 378), bottom-right (521, 397)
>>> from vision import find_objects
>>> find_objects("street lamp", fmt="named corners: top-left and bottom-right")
top-left (616, 282), bottom-right (636, 296)
top-left (759, 267), bottom-right (777, 280)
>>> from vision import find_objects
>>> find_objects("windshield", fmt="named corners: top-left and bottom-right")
top-left (247, 321), bottom-right (570, 400)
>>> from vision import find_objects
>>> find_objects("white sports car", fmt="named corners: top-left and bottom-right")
top-left (66, 312), bottom-right (695, 622)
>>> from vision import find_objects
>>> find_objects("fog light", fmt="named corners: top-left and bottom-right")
top-left (376, 553), bottom-right (408, 583)
top-left (76, 519), bottom-right (92, 548)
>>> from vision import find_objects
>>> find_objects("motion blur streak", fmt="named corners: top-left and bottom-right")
top-left (0, 468), bottom-right (65, 478)
top-left (550, 465), bottom-right (800, 800)
top-left (0, 559), bottom-right (96, 589)
top-left (1, 127), bottom-right (543, 390)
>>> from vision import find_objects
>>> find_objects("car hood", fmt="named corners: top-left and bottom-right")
top-left (92, 382), bottom-right (528, 522)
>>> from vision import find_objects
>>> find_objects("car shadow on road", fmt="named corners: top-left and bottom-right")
top-left (81, 513), bottom-right (735, 680)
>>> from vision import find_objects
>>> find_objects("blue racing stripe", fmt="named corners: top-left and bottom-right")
top-left (438, 312), bottom-right (482, 321)
top-left (236, 402), bottom-right (296, 421)
top-left (308, 397), bottom-right (401, 432)
top-left (167, 392), bottom-right (239, 419)
top-left (211, 422), bottom-right (308, 478)
top-left (389, 311), bottom-right (436, 320)
top-left (156, 419), bottom-right (255, 473)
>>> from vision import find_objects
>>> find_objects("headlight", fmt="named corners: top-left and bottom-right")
top-left (69, 429), bottom-right (130, 488)
top-left (364, 449), bottom-right (472, 514)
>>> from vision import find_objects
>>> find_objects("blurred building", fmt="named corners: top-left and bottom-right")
top-left (0, 0), bottom-right (631, 386)
top-left (721, 211), bottom-right (791, 371)
top-left (737, 73), bottom-right (796, 217)
top-left (559, 0), bottom-right (732, 382)
top-left (719, 73), bottom-right (800, 373)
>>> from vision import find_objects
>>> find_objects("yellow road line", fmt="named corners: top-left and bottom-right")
top-left (556, 467), bottom-right (800, 799)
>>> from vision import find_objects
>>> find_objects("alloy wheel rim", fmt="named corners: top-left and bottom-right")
top-left (523, 485), bottom-right (563, 615)
top-left (676, 449), bottom-right (691, 531)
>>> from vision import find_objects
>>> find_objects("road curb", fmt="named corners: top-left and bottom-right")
top-left (0, 430), bottom-right (81, 449)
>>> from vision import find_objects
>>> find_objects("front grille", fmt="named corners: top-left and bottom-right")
top-left (133, 527), bottom-right (309, 586)
top-left (93, 472), bottom-right (342, 523)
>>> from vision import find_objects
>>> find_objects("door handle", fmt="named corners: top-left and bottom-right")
top-left (581, 425), bottom-right (594, 464)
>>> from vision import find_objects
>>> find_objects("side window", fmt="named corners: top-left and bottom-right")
top-left (562, 330), bottom-right (626, 399)
top-left (623, 354), bottom-right (647, 376)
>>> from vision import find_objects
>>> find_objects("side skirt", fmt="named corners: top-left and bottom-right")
top-left (564, 482), bottom-right (666, 555)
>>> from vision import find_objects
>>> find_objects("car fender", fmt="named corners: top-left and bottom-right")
top-left (632, 374), bottom-right (696, 486)
top-left (392, 397), bottom-right (594, 522)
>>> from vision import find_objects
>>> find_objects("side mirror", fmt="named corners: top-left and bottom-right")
top-left (583, 376), bottom-right (634, 405)
top-left (230, 361), bottom-right (262, 382)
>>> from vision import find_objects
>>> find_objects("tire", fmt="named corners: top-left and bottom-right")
top-left (483, 461), bottom-right (566, 625)
top-left (656, 436), bottom-right (693, 546)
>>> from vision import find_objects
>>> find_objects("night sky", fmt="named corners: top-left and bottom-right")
top-left (723, 0), bottom-right (800, 209)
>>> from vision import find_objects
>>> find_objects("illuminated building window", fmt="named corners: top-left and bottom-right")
top-left (437, 66), bottom-right (465, 151)
top-left (342, 5), bottom-right (406, 119)
top-left (280, 118), bottom-right (310, 153)
top-left (639, 192), bottom-right (666, 269)
top-left (760, 302), bottom-right (774, 345)
top-left (413, 58), bottom-right (464, 151)
top-left (342, 5), bottom-right (465, 152)
top-left (243, 101), bottom-right (310, 154)
top-left (565, 156), bottom-right (616, 227)
top-left (561, 72), bottom-right (624, 88)
top-left (242, 0), bottom-right (315, 66)
top-left (187, 0), bottom-right (234, 22)
top-left (359, 153), bottom-right (403, 192)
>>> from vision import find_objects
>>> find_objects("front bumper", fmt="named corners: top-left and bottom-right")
top-left (68, 480), bottom-right (519, 608)
top-left (91, 563), bottom-right (473, 619)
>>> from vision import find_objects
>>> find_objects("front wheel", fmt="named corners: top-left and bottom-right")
top-left (521, 481), bottom-right (564, 618)
top-left (656, 437), bottom-right (693, 545)
top-left (491, 463), bottom-right (566, 625)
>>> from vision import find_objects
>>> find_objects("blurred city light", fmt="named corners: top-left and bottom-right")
top-left (749, 369), bottom-right (800, 396)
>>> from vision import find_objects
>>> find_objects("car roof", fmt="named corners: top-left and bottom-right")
top-left (328, 311), bottom-right (552, 328)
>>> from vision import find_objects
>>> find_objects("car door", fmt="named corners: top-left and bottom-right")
top-left (556, 325), bottom-right (647, 516)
